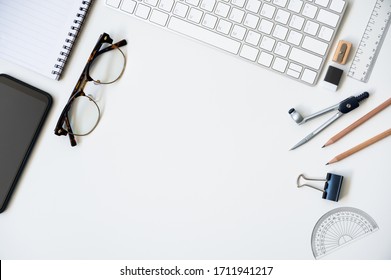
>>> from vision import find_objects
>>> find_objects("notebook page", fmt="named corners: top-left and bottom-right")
top-left (0, 0), bottom-right (88, 80)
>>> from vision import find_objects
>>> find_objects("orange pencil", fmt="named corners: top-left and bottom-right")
top-left (326, 128), bottom-right (391, 165)
top-left (323, 97), bottom-right (391, 147)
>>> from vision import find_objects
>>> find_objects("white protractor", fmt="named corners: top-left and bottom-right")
top-left (311, 207), bottom-right (379, 259)
top-left (348, 0), bottom-right (391, 82)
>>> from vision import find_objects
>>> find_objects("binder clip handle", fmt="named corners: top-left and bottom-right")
top-left (297, 173), bottom-right (343, 202)
top-left (297, 174), bottom-right (325, 192)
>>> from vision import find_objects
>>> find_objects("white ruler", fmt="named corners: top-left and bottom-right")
top-left (348, 0), bottom-right (391, 82)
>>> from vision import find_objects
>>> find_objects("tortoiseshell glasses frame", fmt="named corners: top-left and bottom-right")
top-left (54, 33), bottom-right (127, 146)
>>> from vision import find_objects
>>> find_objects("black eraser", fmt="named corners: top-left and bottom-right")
top-left (323, 65), bottom-right (343, 91)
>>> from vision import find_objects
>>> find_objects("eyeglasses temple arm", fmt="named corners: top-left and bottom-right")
top-left (95, 39), bottom-right (127, 57)
top-left (64, 116), bottom-right (77, 146)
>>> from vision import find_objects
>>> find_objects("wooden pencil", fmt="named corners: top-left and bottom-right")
top-left (326, 128), bottom-right (391, 165)
top-left (323, 97), bottom-right (391, 147)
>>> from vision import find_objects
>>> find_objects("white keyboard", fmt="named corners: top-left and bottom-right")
top-left (106, 0), bottom-right (347, 85)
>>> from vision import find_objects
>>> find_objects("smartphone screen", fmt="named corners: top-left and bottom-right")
top-left (0, 74), bottom-right (52, 213)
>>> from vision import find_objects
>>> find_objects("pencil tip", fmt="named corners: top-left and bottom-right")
top-left (326, 163), bottom-right (329, 165)
top-left (322, 145), bottom-right (325, 148)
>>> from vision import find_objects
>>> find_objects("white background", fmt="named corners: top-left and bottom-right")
top-left (0, 0), bottom-right (390, 259)
top-left (2, 260), bottom-right (391, 279)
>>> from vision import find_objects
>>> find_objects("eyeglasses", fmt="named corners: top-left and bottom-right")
top-left (54, 33), bottom-right (127, 146)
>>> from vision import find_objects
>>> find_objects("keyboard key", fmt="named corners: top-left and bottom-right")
top-left (144, 0), bottom-right (158, 6)
top-left (272, 57), bottom-right (288, 72)
top-left (246, 0), bottom-right (262, 14)
top-left (302, 36), bottom-right (328, 55)
top-left (150, 10), bottom-right (169, 26)
top-left (289, 47), bottom-right (322, 69)
top-left (159, 0), bottom-right (174, 12)
top-left (258, 19), bottom-right (274, 34)
top-left (289, 15), bottom-right (305, 30)
top-left (240, 45), bottom-right (259, 61)
top-left (304, 20), bottom-right (319, 35)
top-left (173, 2), bottom-right (189, 17)
top-left (188, 8), bottom-right (203, 23)
top-left (273, 25), bottom-right (288, 40)
top-left (287, 30), bottom-right (303, 45)
top-left (168, 17), bottom-right (241, 54)
top-left (289, 63), bottom-right (302, 72)
top-left (258, 52), bottom-right (274, 67)
top-left (301, 68), bottom-right (317, 84)
top-left (135, 4), bottom-right (151, 19)
top-left (318, 25), bottom-right (334, 41)
top-left (217, 19), bottom-right (232, 34)
top-left (315, 0), bottom-right (329, 7)
top-left (302, 3), bottom-right (317, 18)
top-left (287, 69), bottom-right (300, 78)
top-left (245, 30), bottom-right (261, 45)
top-left (215, 2), bottom-right (230, 17)
top-left (202, 14), bottom-right (218, 29)
top-left (274, 42), bottom-right (290, 57)
top-left (317, 9), bottom-right (339, 27)
top-left (229, 8), bottom-right (245, 23)
top-left (287, 0), bottom-right (303, 13)
top-left (273, 0), bottom-right (288, 8)
top-left (275, 9), bottom-right (291, 24)
top-left (201, 0), bottom-right (216, 12)
top-left (330, 0), bottom-right (345, 13)
top-left (186, 0), bottom-right (200, 6)
top-left (107, 0), bottom-right (121, 8)
top-left (244, 13), bottom-right (260, 29)
top-left (261, 4), bottom-right (276, 19)
top-left (260, 36), bottom-right (275, 51)
top-left (287, 63), bottom-right (303, 78)
top-left (232, 0), bottom-right (246, 8)
top-left (121, 0), bottom-right (137, 13)
top-left (231, 25), bottom-right (247, 40)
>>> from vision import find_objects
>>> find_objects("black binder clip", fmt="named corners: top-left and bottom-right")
top-left (297, 173), bottom-right (344, 202)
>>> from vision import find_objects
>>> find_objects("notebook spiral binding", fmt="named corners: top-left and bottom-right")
top-left (52, 0), bottom-right (93, 80)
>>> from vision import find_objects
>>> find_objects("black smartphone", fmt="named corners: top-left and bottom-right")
top-left (0, 74), bottom-right (52, 213)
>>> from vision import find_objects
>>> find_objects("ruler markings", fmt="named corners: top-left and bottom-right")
top-left (348, 0), bottom-right (391, 82)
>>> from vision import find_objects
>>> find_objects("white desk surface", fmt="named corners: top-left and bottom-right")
top-left (0, 0), bottom-right (390, 259)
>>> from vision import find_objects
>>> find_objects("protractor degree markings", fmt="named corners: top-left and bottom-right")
top-left (323, 223), bottom-right (341, 240)
top-left (348, 217), bottom-right (357, 236)
top-left (346, 217), bottom-right (356, 237)
top-left (335, 220), bottom-right (345, 239)
top-left (329, 221), bottom-right (344, 240)
top-left (311, 207), bottom-right (379, 259)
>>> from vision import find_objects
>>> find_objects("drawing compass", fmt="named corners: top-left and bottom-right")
top-left (289, 92), bottom-right (369, 150)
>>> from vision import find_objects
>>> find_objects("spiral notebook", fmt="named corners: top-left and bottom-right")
top-left (0, 0), bottom-right (93, 80)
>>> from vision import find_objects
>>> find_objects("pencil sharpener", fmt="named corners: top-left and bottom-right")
top-left (332, 40), bottom-right (352, 65)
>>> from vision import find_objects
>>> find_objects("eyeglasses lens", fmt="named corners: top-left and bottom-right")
top-left (65, 95), bottom-right (100, 136)
top-left (88, 43), bottom-right (126, 84)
